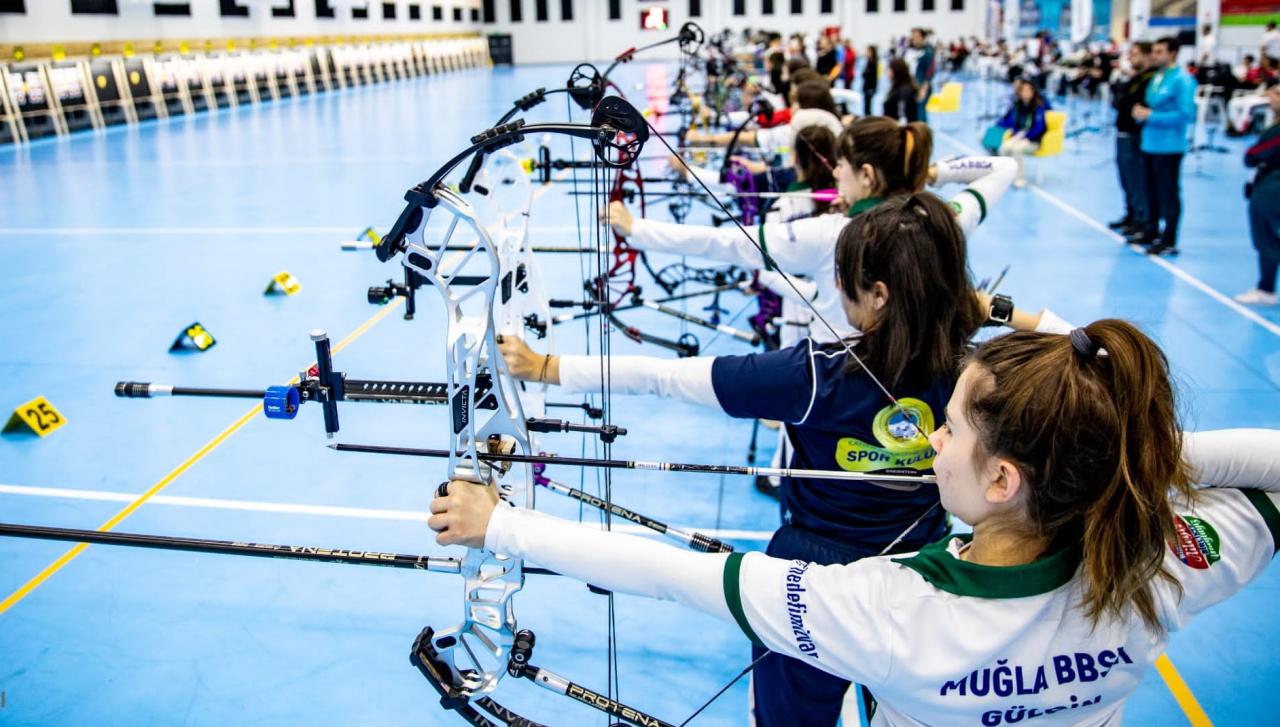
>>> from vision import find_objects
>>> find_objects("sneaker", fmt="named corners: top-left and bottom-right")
top-left (1108, 216), bottom-right (1133, 230)
top-left (1125, 231), bottom-right (1157, 246)
top-left (1146, 242), bottom-right (1179, 257)
top-left (1234, 288), bottom-right (1279, 305)
top-left (1014, 177), bottom-right (1028, 189)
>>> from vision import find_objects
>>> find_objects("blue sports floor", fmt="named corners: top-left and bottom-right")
top-left (0, 62), bottom-right (1277, 726)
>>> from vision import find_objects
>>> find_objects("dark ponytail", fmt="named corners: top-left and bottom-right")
top-left (834, 192), bottom-right (983, 388)
top-left (962, 320), bottom-right (1196, 630)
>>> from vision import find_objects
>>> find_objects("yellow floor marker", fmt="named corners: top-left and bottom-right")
top-left (264, 270), bottom-right (302, 296)
top-left (0, 298), bottom-right (404, 618)
top-left (170, 321), bottom-right (216, 352)
top-left (3, 396), bottom-right (66, 437)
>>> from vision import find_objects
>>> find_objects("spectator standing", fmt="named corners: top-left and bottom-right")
top-left (1198, 23), bottom-right (1218, 66)
top-left (840, 38), bottom-right (858, 90)
top-left (1110, 42), bottom-right (1157, 235)
top-left (909, 28), bottom-right (937, 121)
top-left (1235, 81), bottom-right (1280, 305)
top-left (862, 45), bottom-right (880, 117)
top-left (1263, 20), bottom-right (1280, 68)
top-left (1130, 37), bottom-right (1197, 257)
top-left (815, 35), bottom-right (841, 84)
top-left (883, 58), bottom-right (920, 123)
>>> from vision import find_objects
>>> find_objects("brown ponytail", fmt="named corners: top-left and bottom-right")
top-left (962, 320), bottom-right (1196, 630)
top-left (836, 116), bottom-right (933, 199)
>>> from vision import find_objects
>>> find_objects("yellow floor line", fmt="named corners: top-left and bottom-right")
top-left (1155, 653), bottom-right (1213, 726)
top-left (0, 298), bottom-right (404, 617)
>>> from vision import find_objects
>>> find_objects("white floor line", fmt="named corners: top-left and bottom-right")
top-left (0, 483), bottom-right (773, 542)
top-left (936, 129), bottom-right (1280, 338)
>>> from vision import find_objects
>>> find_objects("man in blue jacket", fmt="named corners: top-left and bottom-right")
top-left (1130, 36), bottom-right (1197, 257)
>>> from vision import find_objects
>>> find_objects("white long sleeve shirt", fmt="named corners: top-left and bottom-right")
top-left (629, 155), bottom-right (1018, 342)
top-left (486, 429), bottom-right (1280, 726)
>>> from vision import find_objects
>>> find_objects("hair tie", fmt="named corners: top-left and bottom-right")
top-left (901, 127), bottom-right (914, 177)
top-left (1069, 328), bottom-right (1101, 358)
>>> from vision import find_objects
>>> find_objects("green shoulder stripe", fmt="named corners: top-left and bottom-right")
top-left (1242, 489), bottom-right (1280, 556)
top-left (723, 553), bottom-right (764, 646)
top-left (758, 222), bottom-right (774, 271)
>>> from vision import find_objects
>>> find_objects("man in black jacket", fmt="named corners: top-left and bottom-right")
top-left (1110, 42), bottom-right (1156, 236)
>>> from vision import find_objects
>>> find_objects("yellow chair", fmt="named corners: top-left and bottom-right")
top-left (1033, 110), bottom-right (1067, 158)
top-left (926, 81), bottom-right (963, 114)
top-left (1028, 110), bottom-right (1067, 184)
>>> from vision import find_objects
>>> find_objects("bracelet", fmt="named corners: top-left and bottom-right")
top-left (538, 354), bottom-right (551, 383)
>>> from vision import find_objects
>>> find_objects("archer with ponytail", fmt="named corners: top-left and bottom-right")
top-left (607, 116), bottom-right (1017, 342)
top-left (435, 320), bottom-right (1280, 725)
top-left (498, 194), bottom-right (1070, 726)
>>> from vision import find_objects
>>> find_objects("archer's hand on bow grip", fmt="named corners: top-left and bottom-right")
top-left (496, 335), bottom-right (560, 385)
top-left (429, 480), bottom-right (500, 549)
top-left (601, 201), bottom-right (634, 238)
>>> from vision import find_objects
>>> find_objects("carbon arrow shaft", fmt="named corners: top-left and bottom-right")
top-left (0, 522), bottom-right (559, 576)
top-left (328, 443), bottom-right (932, 489)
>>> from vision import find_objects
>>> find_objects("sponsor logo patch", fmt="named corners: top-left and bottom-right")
top-left (1171, 515), bottom-right (1221, 569)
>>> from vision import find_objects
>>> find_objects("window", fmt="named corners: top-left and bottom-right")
top-left (153, 2), bottom-right (191, 15)
top-left (688, 0), bottom-right (700, 17)
top-left (922, 0), bottom-right (933, 9)
top-left (535, 0), bottom-right (547, 20)
top-left (315, 0), bottom-right (335, 18)
top-left (353, 5), bottom-right (368, 18)
top-left (0, 0), bottom-right (25, 12)
top-left (382, 2), bottom-right (395, 18)
top-left (409, 3), bottom-right (421, 18)
top-left (820, 0), bottom-right (833, 11)
top-left (471, 7), bottom-right (479, 19)
top-left (72, 0), bottom-right (118, 12)
top-left (483, 0), bottom-right (495, 22)
top-left (950, 0), bottom-right (963, 9)
top-left (732, 0), bottom-right (745, 15)
top-left (452, 6), bottom-right (461, 20)
top-left (271, 0), bottom-right (295, 16)
top-left (218, 0), bottom-right (248, 16)
top-left (608, 0), bottom-right (620, 20)
top-left (509, 0), bottom-right (522, 21)
top-left (789, 0), bottom-right (802, 12)
top-left (560, 0), bottom-right (572, 20)
top-left (893, 0), bottom-right (906, 11)
top-left (761, 0), bottom-right (773, 14)
top-left (433, 4), bottom-right (443, 19)
top-left (865, 0), bottom-right (878, 12)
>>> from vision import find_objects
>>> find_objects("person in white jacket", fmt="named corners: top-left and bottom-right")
top-left (610, 116), bottom-right (1018, 344)
top-left (433, 320), bottom-right (1280, 727)
top-left (498, 193), bottom-right (1073, 725)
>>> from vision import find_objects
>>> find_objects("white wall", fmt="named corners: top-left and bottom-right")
top-left (486, 0), bottom-right (987, 65)
top-left (0, 1), bottom-right (482, 44)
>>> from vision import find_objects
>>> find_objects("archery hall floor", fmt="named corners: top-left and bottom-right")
top-left (0, 62), bottom-right (1277, 727)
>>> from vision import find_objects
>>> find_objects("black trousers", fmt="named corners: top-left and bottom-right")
top-left (862, 83), bottom-right (876, 117)
top-left (1250, 182), bottom-right (1280, 292)
top-left (1115, 133), bottom-right (1147, 224)
top-left (1141, 152), bottom-right (1184, 246)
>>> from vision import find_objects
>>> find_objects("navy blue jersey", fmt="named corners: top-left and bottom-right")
top-left (711, 338), bottom-right (950, 551)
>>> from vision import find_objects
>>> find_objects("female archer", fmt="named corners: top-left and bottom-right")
top-left (439, 319), bottom-right (1280, 726)
top-left (498, 194), bottom-right (1071, 725)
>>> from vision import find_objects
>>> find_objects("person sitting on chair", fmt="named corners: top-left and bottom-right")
top-left (986, 78), bottom-right (1049, 188)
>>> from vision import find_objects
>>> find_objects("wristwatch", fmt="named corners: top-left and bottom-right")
top-left (985, 294), bottom-right (1014, 327)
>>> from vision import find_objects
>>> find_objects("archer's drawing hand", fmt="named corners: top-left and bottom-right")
top-left (602, 200), bottom-right (635, 237)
